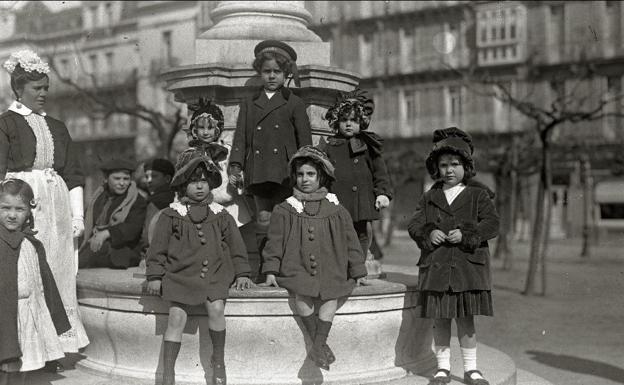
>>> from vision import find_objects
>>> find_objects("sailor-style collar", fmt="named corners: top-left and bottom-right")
top-left (8, 100), bottom-right (46, 116)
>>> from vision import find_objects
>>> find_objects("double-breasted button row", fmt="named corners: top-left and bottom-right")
top-left (309, 254), bottom-right (317, 275)
top-left (254, 148), bottom-right (280, 154)
top-left (200, 260), bottom-right (210, 278)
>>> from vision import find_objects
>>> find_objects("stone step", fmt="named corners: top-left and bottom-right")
top-left (25, 340), bottom-right (529, 385)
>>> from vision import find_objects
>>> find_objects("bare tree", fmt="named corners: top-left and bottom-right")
top-left (452, 63), bottom-right (624, 295)
top-left (47, 55), bottom-right (185, 159)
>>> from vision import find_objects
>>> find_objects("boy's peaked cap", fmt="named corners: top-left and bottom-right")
top-left (254, 40), bottom-right (297, 62)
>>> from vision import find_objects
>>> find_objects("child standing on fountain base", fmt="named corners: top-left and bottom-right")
top-left (260, 146), bottom-right (367, 371)
top-left (228, 40), bottom-right (312, 280)
top-left (408, 127), bottom-right (499, 385)
top-left (146, 152), bottom-right (252, 385)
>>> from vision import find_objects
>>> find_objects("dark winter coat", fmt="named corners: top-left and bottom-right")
top-left (229, 87), bottom-right (312, 192)
top-left (146, 203), bottom-right (251, 305)
top-left (0, 226), bottom-right (71, 364)
top-left (0, 111), bottom-right (84, 189)
top-left (319, 134), bottom-right (393, 222)
top-left (261, 194), bottom-right (367, 300)
top-left (408, 181), bottom-right (499, 292)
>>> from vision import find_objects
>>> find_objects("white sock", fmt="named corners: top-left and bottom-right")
top-left (434, 345), bottom-right (451, 376)
top-left (461, 347), bottom-right (484, 379)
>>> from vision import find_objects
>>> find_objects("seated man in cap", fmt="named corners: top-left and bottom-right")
top-left (79, 158), bottom-right (147, 269)
top-left (141, 158), bottom-right (176, 253)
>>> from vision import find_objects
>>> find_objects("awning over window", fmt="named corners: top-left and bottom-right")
top-left (595, 180), bottom-right (624, 203)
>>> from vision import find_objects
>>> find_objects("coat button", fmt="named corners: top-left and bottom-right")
top-left (203, 260), bottom-right (209, 266)
top-left (309, 255), bottom-right (316, 261)
top-left (311, 262), bottom-right (318, 268)
top-left (353, 158), bottom-right (359, 164)
top-left (195, 224), bottom-right (202, 230)
top-left (201, 267), bottom-right (209, 272)
top-left (257, 126), bottom-right (262, 130)
top-left (255, 150), bottom-right (260, 155)
top-left (352, 186), bottom-right (358, 192)
top-left (197, 231), bottom-right (204, 237)
top-left (308, 234), bottom-right (315, 241)
top-left (308, 226), bottom-right (315, 233)
top-left (274, 124), bottom-right (279, 129)
top-left (200, 273), bottom-right (206, 278)
top-left (311, 270), bottom-right (317, 276)
top-left (273, 148), bottom-right (278, 154)
top-left (200, 238), bottom-right (207, 244)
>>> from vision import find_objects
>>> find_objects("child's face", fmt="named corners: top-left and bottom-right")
top-left (260, 59), bottom-right (285, 91)
top-left (145, 169), bottom-right (171, 194)
top-left (106, 171), bottom-right (132, 195)
top-left (194, 117), bottom-right (218, 143)
top-left (296, 162), bottom-right (320, 193)
top-left (437, 154), bottom-right (465, 187)
top-left (337, 111), bottom-right (361, 138)
top-left (0, 194), bottom-right (29, 232)
top-left (185, 177), bottom-right (211, 203)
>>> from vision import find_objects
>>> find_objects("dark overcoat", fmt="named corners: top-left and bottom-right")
top-left (146, 203), bottom-right (251, 305)
top-left (318, 135), bottom-right (393, 222)
top-left (0, 110), bottom-right (84, 189)
top-left (408, 181), bottom-right (499, 292)
top-left (261, 195), bottom-right (367, 300)
top-left (0, 226), bottom-right (70, 364)
top-left (229, 87), bottom-right (312, 192)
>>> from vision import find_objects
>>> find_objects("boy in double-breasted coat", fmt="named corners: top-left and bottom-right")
top-left (228, 40), bottom-right (312, 278)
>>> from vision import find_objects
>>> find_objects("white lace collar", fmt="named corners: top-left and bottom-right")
top-left (286, 193), bottom-right (340, 213)
top-left (8, 100), bottom-right (46, 116)
top-left (170, 201), bottom-right (224, 217)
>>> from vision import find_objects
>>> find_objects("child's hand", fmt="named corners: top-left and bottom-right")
top-left (232, 276), bottom-right (254, 290)
top-left (146, 280), bottom-right (161, 296)
top-left (429, 229), bottom-right (446, 246)
top-left (446, 229), bottom-right (463, 244)
top-left (258, 274), bottom-right (279, 287)
top-left (375, 195), bottom-right (390, 210)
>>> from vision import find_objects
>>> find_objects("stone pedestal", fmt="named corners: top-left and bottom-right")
top-left (76, 268), bottom-right (434, 385)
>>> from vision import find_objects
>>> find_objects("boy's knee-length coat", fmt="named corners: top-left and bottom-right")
top-left (261, 194), bottom-right (367, 300)
top-left (408, 181), bottom-right (499, 293)
top-left (145, 202), bottom-right (251, 305)
top-left (229, 87), bottom-right (312, 189)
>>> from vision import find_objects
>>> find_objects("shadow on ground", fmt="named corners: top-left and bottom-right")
top-left (526, 350), bottom-right (624, 384)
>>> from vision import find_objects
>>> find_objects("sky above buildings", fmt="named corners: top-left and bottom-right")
top-left (0, 1), bottom-right (81, 12)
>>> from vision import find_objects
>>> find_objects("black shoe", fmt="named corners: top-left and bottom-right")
top-left (322, 344), bottom-right (335, 365)
top-left (464, 370), bottom-right (489, 385)
top-left (45, 360), bottom-right (65, 373)
top-left (428, 368), bottom-right (451, 385)
top-left (308, 346), bottom-right (330, 370)
top-left (211, 358), bottom-right (226, 385)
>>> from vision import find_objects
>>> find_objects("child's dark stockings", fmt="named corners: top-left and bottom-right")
top-left (209, 329), bottom-right (227, 384)
top-left (163, 340), bottom-right (181, 385)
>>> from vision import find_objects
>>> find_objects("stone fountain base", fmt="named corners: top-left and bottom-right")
top-left (76, 268), bottom-right (434, 385)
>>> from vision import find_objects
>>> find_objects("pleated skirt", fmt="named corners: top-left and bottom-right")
top-left (419, 289), bottom-right (493, 319)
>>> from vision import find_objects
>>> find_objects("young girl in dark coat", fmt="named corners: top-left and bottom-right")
top-left (146, 152), bottom-right (253, 385)
top-left (0, 179), bottom-right (70, 385)
top-left (319, 89), bottom-right (393, 260)
top-left (408, 127), bottom-right (499, 385)
top-left (260, 146), bottom-right (367, 371)
top-left (228, 40), bottom-right (312, 274)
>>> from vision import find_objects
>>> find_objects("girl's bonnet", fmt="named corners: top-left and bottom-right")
top-left (289, 145), bottom-right (336, 181)
top-left (171, 148), bottom-right (222, 190)
top-left (425, 127), bottom-right (475, 178)
top-left (185, 98), bottom-right (225, 144)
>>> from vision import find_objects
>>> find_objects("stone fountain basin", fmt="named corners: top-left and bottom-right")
top-left (76, 267), bottom-right (434, 385)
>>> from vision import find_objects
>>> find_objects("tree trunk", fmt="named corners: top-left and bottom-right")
top-left (540, 177), bottom-right (553, 296)
top-left (580, 154), bottom-right (592, 258)
top-left (503, 137), bottom-right (519, 270)
top-left (524, 130), bottom-right (550, 296)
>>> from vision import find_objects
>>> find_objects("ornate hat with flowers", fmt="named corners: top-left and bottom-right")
top-left (185, 98), bottom-right (225, 142)
top-left (324, 88), bottom-right (375, 131)
top-left (3, 49), bottom-right (50, 75)
top-left (425, 127), bottom-right (475, 178)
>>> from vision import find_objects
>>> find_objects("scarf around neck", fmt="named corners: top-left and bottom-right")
top-left (292, 187), bottom-right (328, 202)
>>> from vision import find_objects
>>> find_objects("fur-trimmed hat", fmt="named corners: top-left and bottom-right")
top-left (324, 88), bottom-right (375, 131)
top-left (288, 145), bottom-right (335, 181)
top-left (171, 147), bottom-right (222, 189)
top-left (425, 127), bottom-right (475, 178)
top-left (144, 158), bottom-right (175, 177)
